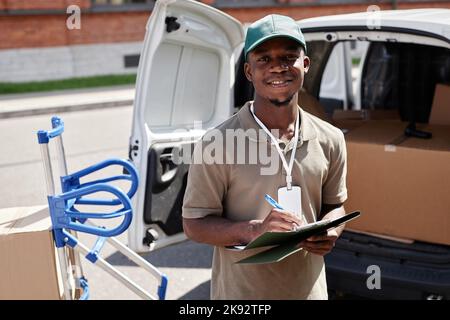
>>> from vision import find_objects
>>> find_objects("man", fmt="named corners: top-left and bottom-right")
top-left (182, 14), bottom-right (347, 300)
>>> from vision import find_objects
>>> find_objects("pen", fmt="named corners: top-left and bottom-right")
top-left (265, 194), bottom-right (303, 231)
top-left (264, 194), bottom-right (284, 210)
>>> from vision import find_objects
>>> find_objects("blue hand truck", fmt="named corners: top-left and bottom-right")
top-left (36, 116), bottom-right (167, 300)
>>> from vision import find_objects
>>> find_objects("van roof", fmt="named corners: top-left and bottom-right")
top-left (299, 8), bottom-right (450, 40)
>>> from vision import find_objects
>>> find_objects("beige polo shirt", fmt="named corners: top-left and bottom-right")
top-left (182, 101), bottom-right (347, 300)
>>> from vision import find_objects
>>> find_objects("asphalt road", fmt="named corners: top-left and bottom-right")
top-left (0, 106), bottom-right (212, 300)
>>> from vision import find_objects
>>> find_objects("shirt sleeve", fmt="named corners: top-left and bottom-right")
top-left (322, 130), bottom-right (348, 205)
top-left (182, 138), bottom-right (229, 219)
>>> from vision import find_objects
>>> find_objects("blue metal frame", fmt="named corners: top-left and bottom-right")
top-left (37, 116), bottom-right (65, 144)
top-left (61, 158), bottom-right (138, 205)
top-left (79, 277), bottom-right (90, 300)
top-left (48, 183), bottom-right (133, 238)
top-left (158, 274), bottom-right (168, 300)
top-left (86, 237), bottom-right (107, 263)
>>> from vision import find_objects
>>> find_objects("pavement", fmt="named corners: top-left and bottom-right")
top-left (0, 85), bottom-right (135, 118)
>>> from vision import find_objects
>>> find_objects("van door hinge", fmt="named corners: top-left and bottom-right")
top-left (128, 140), bottom-right (139, 160)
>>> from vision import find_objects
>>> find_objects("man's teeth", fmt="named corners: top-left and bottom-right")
top-left (271, 80), bottom-right (286, 85)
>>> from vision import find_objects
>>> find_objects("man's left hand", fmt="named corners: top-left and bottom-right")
top-left (298, 229), bottom-right (339, 256)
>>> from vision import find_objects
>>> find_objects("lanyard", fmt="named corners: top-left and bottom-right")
top-left (250, 104), bottom-right (299, 190)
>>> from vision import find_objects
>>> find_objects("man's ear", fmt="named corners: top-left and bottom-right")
top-left (244, 62), bottom-right (253, 82)
top-left (303, 56), bottom-right (311, 74)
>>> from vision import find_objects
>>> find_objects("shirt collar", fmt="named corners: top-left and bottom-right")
top-left (237, 101), bottom-right (317, 145)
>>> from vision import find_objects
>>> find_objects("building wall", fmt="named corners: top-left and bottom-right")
top-left (0, 1), bottom-right (149, 82)
top-left (0, 0), bottom-right (90, 11)
top-left (0, 42), bottom-right (142, 82)
top-left (0, 12), bottom-right (150, 50)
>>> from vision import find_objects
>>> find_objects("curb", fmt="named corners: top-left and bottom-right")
top-left (0, 99), bottom-right (134, 119)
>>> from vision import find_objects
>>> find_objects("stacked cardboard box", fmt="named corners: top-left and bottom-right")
top-left (342, 121), bottom-right (450, 245)
top-left (333, 83), bottom-right (450, 245)
top-left (429, 83), bottom-right (450, 125)
top-left (0, 206), bottom-right (67, 299)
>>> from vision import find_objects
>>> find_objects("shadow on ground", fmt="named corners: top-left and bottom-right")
top-left (105, 240), bottom-right (213, 269)
top-left (178, 280), bottom-right (211, 300)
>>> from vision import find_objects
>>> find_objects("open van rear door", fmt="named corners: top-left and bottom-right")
top-left (128, 0), bottom-right (244, 253)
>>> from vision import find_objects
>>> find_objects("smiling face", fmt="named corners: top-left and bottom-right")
top-left (244, 37), bottom-right (310, 107)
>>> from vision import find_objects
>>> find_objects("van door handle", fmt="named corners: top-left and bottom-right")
top-left (159, 153), bottom-right (178, 184)
top-left (154, 149), bottom-right (178, 191)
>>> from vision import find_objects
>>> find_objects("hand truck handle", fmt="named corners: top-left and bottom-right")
top-left (52, 183), bottom-right (133, 237)
top-left (61, 158), bottom-right (139, 205)
top-left (37, 116), bottom-right (65, 144)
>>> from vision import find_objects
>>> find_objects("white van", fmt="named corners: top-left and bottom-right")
top-left (127, 0), bottom-right (450, 299)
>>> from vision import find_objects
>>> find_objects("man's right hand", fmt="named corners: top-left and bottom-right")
top-left (183, 209), bottom-right (305, 247)
top-left (251, 209), bottom-right (304, 239)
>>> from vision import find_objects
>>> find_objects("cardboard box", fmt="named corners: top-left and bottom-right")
top-left (333, 119), bottom-right (367, 133)
top-left (429, 83), bottom-right (450, 125)
top-left (343, 120), bottom-right (450, 245)
top-left (333, 109), bottom-right (400, 121)
top-left (332, 109), bottom-right (400, 134)
top-left (0, 206), bottom-right (66, 299)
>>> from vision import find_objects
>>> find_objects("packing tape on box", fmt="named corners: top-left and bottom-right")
top-left (385, 134), bottom-right (410, 152)
top-left (384, 144), bottom-right (397, 152)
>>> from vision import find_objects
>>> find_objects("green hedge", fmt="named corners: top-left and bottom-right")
top-left (0, 74), bottom-right (137, 95)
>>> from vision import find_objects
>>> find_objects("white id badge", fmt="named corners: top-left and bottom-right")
top-left (278, 186), bottom-right (302, 217)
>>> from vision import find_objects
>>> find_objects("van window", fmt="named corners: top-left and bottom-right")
top-left (361, 42), bottom-right (450, 123)
top-left (318, 40), bottom-right (369, 115)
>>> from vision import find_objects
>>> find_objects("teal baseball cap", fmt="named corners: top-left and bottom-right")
top-left (244, 14), bottom-right (307, 60)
